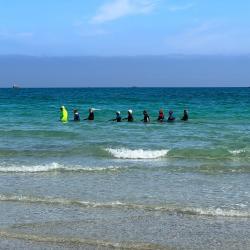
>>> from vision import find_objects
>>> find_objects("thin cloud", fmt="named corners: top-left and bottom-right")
top-left (73, 21), bottom-right (109, 37)
top-left (167, 3), bottom-right (194, 12)
top-left (164, 21), bottom-right (250, 54)
top-left (0, 31), bottom-right (33, 40)
top-left (79, 28), bottom-right (109, 37)
top-left (90, 0), bottom-right (158, 24)
top-left (164, 21), bottom-right (222, 53)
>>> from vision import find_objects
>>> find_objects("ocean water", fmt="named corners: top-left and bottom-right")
top-left (0, 87), bottom-right (249, 249)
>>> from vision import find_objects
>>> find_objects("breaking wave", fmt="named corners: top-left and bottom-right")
top-left (105, 147), bottom-right (249, 160)
top-left (106, 148), bottom-right (169, 159)
top-left (0, 163), bottom-right (126, 173)
top-left (0, 162), bottom-right (249, 174)
top-left (229, 149), bottom-right (246, 156)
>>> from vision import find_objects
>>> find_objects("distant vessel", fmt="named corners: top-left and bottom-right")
top-left (12, 84), bottom-right (20, 89)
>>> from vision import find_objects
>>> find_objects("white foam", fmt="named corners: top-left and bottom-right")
top-left (0, 163), bottom-right (123, 173)
top-left (0, 162), bottom-right (61, 173)
top-left (229, 149), bottom-right (246, 155)
top-left (106, 148), bottom-right (169, 159)
top-left (0, 194), bottom-right (249, 218)
top-left (191, 207), bottom-right (250, 217)
top-left (0, 194), bottom-right (128, 209)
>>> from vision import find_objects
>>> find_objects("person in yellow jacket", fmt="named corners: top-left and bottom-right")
top-left (60, 106), bottom-right (68, 122)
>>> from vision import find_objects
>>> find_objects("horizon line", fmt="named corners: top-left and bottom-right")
top-left (1, 86), bottom-right (249, 89)
top-left (1, 54), bottom-right (250, 58)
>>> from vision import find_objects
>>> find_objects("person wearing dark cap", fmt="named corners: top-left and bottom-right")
top-left (142, 110), bottom-right (150, 123)
top-left (181, 110), bottom-right (189, 121)
top-left (73, 109), bottom-right (80, 121)
top-left (167, 110), bottom-right (175, 122)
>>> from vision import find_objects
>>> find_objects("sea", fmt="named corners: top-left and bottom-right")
top-left (0, 87), bottom-right (249, 249)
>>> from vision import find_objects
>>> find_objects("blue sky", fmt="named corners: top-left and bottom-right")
top-left (0, 0), bottom-right (250, 56)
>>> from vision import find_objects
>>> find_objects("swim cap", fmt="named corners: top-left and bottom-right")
top-left (116, 111), bottom-right (121, 115)
top-left (169, 110), bottom-right (173, 114)
top-left (61, 106), bottom-right (65, 109)
top-left (128, 110), bottom-right (133, 114)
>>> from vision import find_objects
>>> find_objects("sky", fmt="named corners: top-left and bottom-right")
top-left (0, 0), bottom-right (250, 56)
top-left (0, 1), bottom-right (250, 87)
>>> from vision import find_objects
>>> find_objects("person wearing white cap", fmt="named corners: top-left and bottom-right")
top-left (110, 111), bottom-right (122, 122)
top-left (116, 111), bottom-right (122, 122)
top-left (84, 108), bottom-right (95, 121)
top-left (123, 109), bottom-right (134, 122)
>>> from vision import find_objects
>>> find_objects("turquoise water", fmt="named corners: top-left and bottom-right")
top-left (0, 88), bottom-right (249, 249)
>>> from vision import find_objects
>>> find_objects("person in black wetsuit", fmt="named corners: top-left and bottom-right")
top-left (181, 109), bottom-right (188, 121)
top-left (142, 110), bottom-right (150, 123)
top-left (167, 110), bottom-right (175, 122)
top-left (123, 110), bottom-right (134, 122)
top-left (112, 111), bottom-right (122, 122)
top-left (157, 109), bottom-right (165, 122)
top-left (84, 108), bottom-right (94, 120)
top-left (73, 109), bottom-right (80, 121)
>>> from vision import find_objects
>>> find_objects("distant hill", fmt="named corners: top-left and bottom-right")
top-left (0, 55), bottom-right (250, 87)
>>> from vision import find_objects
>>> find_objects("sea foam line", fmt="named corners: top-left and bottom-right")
top-left (0, 194), bottom-right (248, 218)
top-left (0, 163), bottom-right (125, 173)
top-left (229, 149), bottom-right (246, 156)
top-left (0, 230), bottom-right (164, 250)
top-left (106, 148), bottom-right (169, 159)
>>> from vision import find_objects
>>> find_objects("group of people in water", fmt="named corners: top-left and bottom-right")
top-left (60, 106), bottom-right (189, 123)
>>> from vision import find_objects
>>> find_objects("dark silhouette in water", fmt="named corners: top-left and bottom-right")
top-left (167, 110), bottom-right (175, 122)
top-left (123, 110), bottom-right (134, 122)
top-left (142, 110), bottom-right (150, 123)
top-left (73, 109), bottom-right (80, 121)
top-left (181, 110), bottom-right (189, 121)
top-left (84, 108), bottom-right (94, 121)
top-left (157, 109), bottom-right (164, 122)
top-left (111, 111), bottom-right (122, 122)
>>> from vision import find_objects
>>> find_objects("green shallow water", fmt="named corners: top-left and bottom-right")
top-left (0, 87), bottom-right (249, 249)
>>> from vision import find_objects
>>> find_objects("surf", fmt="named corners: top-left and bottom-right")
top-left (0, 163), bottom-right (127, 173)
top-left (0, 194), bottom-right (249, 218)
top-left (106, 148), bottom-right (169, 159)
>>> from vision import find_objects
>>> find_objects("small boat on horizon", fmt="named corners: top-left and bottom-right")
top-left (12, 84), bottom-right (20, 89)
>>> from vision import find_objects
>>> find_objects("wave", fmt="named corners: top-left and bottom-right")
top-left (0, 230), bottom-right (164, 250)
top-left (166, 148), bottom-right (250, 160)
top-left (0, 147), bottom-right (249, 160)
top-left (0, 129), bottom-right (78, 139)
top-left (106, 148), bottom-right (169, 159)
top-left (0, 163), bottom-right (126, 173)
top-left (229, 149), bottom-right (246, 156)
top-left (0, 194), bottom-right (249, 218)
top-left (106, 147), bottom-right (249, 160)
top-left (0, 162), bottom-right (249, 174)
top-left (172, 164), bottom-right (250, 174)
